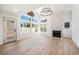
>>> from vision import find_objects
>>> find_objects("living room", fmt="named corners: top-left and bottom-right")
top-left (0, 4), bottom-right (79, 55)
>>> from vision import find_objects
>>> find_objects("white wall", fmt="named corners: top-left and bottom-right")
top-left (17, 16), bottom-right (21, 40)
top-left (72, 5), bottom-right (79, 48)
top-left (63, 11), bottom-right (72, 38)
top-left (0, 17), bottom-right (4, 45)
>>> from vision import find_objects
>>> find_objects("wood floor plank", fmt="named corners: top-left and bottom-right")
top-left (0, 34), bottom-right (79, 55)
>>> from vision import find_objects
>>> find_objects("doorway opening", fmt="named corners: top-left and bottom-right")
top-left (3, 17), bottom-right (17, 43)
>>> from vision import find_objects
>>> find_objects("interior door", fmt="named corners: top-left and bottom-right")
top-left (3, 17), bottom-right (17, 43)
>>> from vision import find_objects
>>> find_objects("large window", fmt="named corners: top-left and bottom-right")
top-left (20, 15), bottom-right (47, 32)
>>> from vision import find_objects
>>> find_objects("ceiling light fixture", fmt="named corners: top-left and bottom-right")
top-left (14, 9), bottom-right (18, 11)
top-left (40, 7), bottom-right (53, 16)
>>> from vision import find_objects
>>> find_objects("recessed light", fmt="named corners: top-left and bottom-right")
top-left (14, 9), bottom-right (18, 11)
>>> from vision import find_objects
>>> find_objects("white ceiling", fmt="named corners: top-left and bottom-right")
top-left (0, 4), bottom-right (46, 16)
top-left (50, 4), bottom-right (72, 12)
top-left (0, 4), bottom-right (72, 16)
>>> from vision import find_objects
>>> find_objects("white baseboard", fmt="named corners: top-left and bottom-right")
top-left (72, 39), bottom-right (79, 48)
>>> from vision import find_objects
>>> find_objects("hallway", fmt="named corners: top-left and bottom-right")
top-left (0, 34), bottom-right (79, 55)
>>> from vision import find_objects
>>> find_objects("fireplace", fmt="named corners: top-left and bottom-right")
top-left (52, 30), bottom-right (61, 38)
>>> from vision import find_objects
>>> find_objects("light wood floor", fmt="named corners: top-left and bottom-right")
top-left (0, 34), bottom-right (79, 55)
